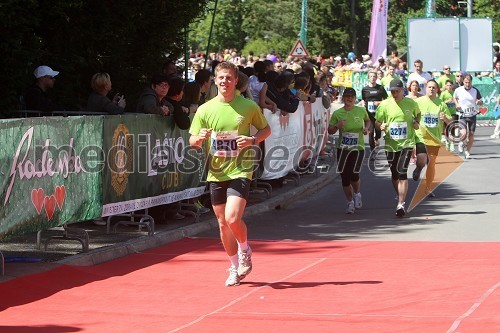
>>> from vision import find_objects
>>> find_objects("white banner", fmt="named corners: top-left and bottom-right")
top-left (368, 0), bottom-right (388, 61)
top-left (259, 100), bottom-right (331, 180)
top-left (102, 186), bottom-right (206, 217)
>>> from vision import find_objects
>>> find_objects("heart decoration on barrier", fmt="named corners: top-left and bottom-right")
top-left (31, 188), bottom-right (45, 214)
top-left (478, 107), bottom-right (488, 115)
top-left (30, 185), bottom-right (66, 221)
top-left (55, 185), bottom-right (66, 210)
top-left (44, 195), bottom-right (57, 220)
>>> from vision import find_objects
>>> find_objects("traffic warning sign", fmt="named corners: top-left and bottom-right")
top-left (289, 39), bottom-right (309, 58)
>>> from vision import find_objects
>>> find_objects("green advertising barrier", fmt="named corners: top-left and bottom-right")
top-left (101, 115), bottom-right (206, 217)
top-left (348, 72), bottom-right (499, 120)
top-left (472, 77), bottom-right (499, 120)
top-left (0, 117), bottom-right (103, 239)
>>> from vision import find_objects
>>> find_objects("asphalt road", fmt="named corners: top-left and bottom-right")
top-left (198, 126), bottom-right (500, 242)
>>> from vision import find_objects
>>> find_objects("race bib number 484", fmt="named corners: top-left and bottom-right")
top-left (389, 122), bottom-right (408, 140)
top-left (211, 130), bottom-right (238, 157)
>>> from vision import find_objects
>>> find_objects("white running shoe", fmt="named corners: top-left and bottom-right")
top-left (449, 143), bottom-right (455, 152)
top-left (237, 247), bottom-right (252, 279)
top-left (396, 203), bottom-right (406, 217)
top-left (490, 134), bottom-right (499, 139)
top-left (225, 266), bottom-right (240, 286)
top-left (345, 201), bottom-right (355, 214)
top-left (458, 142), bottom-right (464, 153)
top-left (464, 150), bottom-right (471, 159)
top-left (441, 135), bottom-right (447, 145)
top-left (353, 193), bottom-right (362, 209)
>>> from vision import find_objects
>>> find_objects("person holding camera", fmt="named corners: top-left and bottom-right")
top-left (87, 72), bottom-right (125, 114)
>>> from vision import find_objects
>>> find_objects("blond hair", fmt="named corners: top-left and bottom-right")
top-left (90, 72), bottom-right (111, 92)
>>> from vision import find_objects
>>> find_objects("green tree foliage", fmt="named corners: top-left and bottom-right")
top-left (190, 0), bottom-right (300, 58)
top-left (0, 0), bottom-right (209, 116)
top-left (2, 0), bottom-right (497, 117)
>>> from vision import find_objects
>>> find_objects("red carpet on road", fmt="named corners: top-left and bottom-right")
top-left (1, 238), bottom-right (499, 333)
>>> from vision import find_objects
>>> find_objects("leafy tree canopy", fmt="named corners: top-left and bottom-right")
top-left (1, 0), bottom-right (497, 117)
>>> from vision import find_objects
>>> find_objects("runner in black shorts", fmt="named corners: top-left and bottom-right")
top-left (210, 178), bottom-right (251, 205)
top-left (375, 79), bottom-right (421, 217)
top-left (328, 87), bottom-right (369, 214)
top-left (453, 74), bottom-right (483, 159)
top-left (189, 62), bottom-right (271, 286)
top-left (361, 70), bottom-right (388, 158)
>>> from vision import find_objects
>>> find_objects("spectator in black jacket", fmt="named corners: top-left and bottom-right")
top-left (25, 65), bottom-right (64, 115)
top-left (164, 77), bottom-right (191, 130)
top-left (87, 72), bottom-right (125, 114)
top-left (266, 71), bottom-right (299, 114)
top-left (136, 73), bottom-right (171, 116)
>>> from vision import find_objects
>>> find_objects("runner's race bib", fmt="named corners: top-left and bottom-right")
top-left (367, 101), bottom-right (376, 113)
top-left (210, 130), bottom-right (238, 157)
top-left (340, 132), bottom-right (360, 149)
top-left (462, 107), bottom-right (476, 117)
top-left (389, 122), bottom-right (408, 140)
top-left (423, 114), bottom-right (439, 128)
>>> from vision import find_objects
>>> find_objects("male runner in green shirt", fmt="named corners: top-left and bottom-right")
top-left (375, 79), bottom-right (420, 217)
top-left (189, 62), bottom-right (271, 286)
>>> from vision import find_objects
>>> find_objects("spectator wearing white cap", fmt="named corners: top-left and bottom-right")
top-left (25, 65), bottom-right (64, 115)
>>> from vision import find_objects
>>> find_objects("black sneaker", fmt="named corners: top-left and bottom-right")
top-left (396, 204), bottom-right (406, 217)
top-left (412, 167), bottom-right (421, 181)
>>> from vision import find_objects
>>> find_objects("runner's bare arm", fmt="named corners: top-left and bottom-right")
top-left (189, 128), bottom-right (212, 148)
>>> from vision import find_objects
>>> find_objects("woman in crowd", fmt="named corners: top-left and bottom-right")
top-left (136, 73), bottom-right (171, 116)
top-left (407, 80), bottom-right (423, 100)
top-left (248, 60), bottom-right (276, 111)
top-left (87, 72), bottom-right (125, 114)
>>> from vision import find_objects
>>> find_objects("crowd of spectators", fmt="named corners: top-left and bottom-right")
top-left (19, 43), bottom-right (500, 221)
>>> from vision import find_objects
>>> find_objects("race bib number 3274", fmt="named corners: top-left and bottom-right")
top-left (389, 122), bottom-right (408, 140)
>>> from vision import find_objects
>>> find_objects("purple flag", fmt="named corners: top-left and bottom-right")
top-left (368, 0), bottom-right (388, 61)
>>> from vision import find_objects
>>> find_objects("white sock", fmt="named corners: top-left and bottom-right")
top-left (229, 254), bottom-right (239, 267)
top-left (238, 241), bottom-right (249, 252)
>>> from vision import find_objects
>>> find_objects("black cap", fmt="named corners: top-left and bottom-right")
top-left (389, 79), bottom-right (404, 91)
top-left (342, 87), bottom-right (356, 96)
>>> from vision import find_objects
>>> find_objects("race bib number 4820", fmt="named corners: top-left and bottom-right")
top-left (389, 122), bottom-right (408, 140)
top-left (210, 130), bottom-right (238, 157)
